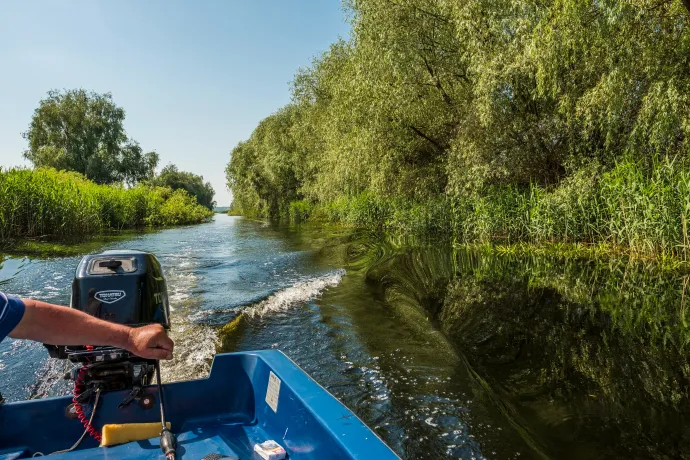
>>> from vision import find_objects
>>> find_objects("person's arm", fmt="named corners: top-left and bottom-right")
top-left (9, 298), bottom-right (174, 360)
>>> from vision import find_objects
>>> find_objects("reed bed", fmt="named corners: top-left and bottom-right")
top-left (282, 158), bottom-right (690, 260)
top-left (0, 168), bottom-right (213, 241)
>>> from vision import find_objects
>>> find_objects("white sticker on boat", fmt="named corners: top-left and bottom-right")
top-left (266, 371), bottom-right (281, 413)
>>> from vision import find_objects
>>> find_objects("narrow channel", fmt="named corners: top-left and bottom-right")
top-left (2, 214), bottom-right (688, 459)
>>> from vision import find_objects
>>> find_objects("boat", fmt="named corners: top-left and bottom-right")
top-left (0, 350), bottom-right (399, 459)
top-left (0, 250), bottom-right (399, 459)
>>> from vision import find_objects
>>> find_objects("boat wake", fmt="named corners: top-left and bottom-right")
top-left (188, 270), bottom-right (345, 324)
top-left (164, 270), bottom-right (345, 383)
top-left (22, 259), bottom-right (345, 397)
top-left (160, 320), bottom-right (218, 383)
top-left (243, 269), bottom-right (345, 318)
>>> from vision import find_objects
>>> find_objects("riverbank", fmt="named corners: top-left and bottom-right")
top-left (0, 167), bottom-right (213, 242)
top-left (229, 157), bottom-right (690, 266)
top-left (225, 0), bottom-right (690, 266)
top-left (0, 231), bottom-right (161, 258)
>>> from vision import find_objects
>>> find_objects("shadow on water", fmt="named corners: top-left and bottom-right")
top-left (345, 233), bottom-right (690, 459)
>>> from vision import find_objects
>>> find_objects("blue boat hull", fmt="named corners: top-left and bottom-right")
top-left (0, 350), bottom-right (399, 459)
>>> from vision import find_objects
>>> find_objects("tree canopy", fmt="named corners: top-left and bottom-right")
top-left (227, 0), bottom-right (690, 220)
top-left (23, 89), bottom-right (158, 185)
top-left (152, 164), bottom-right (216, 210)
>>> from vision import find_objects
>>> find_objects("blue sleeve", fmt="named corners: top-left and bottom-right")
top-left (0, 292), bottom-right (25, 343)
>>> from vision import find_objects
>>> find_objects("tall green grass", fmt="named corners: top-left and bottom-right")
top-left (0, 168), bottom-right (213, 241)
top-left (276, 158), bottom-right (690, 260)
top-left (451, 158), bottom-right (690, 259)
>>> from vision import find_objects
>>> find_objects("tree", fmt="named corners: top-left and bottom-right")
top-left (227, 0), bottom-right (690, 220)
top-left (225, 106), bottom-right (306, 218)
top-left (23, 89), bottom-right (158, 185)
top-left (152, 164), bottom-right (216, 210)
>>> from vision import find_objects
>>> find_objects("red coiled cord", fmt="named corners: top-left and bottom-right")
top-left (72, 347), bottom-right (101, 442)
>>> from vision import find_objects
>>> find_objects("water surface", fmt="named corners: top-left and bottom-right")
top-left (1, 215), bottom-right (688, 459)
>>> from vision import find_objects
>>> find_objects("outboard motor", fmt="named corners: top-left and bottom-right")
top-left (46, 250), bottom-right (170, 405)
top-left (70, 249), bottom-right (170, 330)
top-left (39, 250), bottom-right (178, 457)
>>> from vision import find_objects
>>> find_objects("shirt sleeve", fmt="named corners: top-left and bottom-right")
top-left (0, 292), bottom-right (25, 343)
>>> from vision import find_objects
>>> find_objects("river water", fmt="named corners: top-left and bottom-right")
top-left (1, 215), bottom-right (689, 459)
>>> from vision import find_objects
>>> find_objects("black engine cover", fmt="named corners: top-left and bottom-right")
top-left (71, 250), bottom-right (170, 328)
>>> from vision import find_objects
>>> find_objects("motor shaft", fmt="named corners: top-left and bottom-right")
top-left (154, 360), bottom-right (176, 460)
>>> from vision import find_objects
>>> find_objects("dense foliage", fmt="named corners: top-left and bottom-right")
top-left (227, 0), bottom-right (690, 256)
top-left (151, 164), bottom-right (216, 210)
top-left (0, 168), bottom-right (213, 241)
top-left (23, 89), bottom-right (159, 185)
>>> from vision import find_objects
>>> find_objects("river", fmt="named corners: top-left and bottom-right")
top-left (1, 214), bottom-right (689, 459)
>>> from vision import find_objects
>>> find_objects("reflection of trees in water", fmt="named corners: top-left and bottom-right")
top-left (352, 239), bottom-right (690, 459)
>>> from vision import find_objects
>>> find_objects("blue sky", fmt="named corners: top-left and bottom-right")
top-left (0, 1), bottom-right (350, 206)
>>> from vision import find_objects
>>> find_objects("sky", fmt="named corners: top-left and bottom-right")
top-left (0, 1), bottom-right (351, 206)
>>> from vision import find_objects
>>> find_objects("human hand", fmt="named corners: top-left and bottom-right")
top-left (126, 324), bottom-right (174, 360)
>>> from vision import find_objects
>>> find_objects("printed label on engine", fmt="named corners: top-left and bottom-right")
top-left (266, 371), bottom-right (281, 413)
top-left (94, 290), bottom-right (126, 304)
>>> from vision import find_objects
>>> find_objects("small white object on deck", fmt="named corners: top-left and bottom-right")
top-left (253, 440), bottom-right (287, 460)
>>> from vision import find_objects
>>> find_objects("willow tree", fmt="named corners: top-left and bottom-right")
top-left (299, 0), bottom-right (470, 201)
top-left (226, 106), bottom-right (304, 217)
top-left (527, 0), bottom-right (690, 167)
top-left (227, 0), bottom-right (690, 222)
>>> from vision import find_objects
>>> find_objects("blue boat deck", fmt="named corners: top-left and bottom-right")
top-left (0, 351), bottom-right (398, 460)
top-left (44, 422), bottom-right (302, 459)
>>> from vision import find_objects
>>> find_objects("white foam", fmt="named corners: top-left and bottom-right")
top-left (167, 270), bottom-right (198, 303)
top-left (188, 270), bottom-right (345, 323)
top-left (243, 270), bottom-right (345, 319)
top-left (160, 322), bottom-right (218, 383)
top-left (28, 358), bottom-right (70, 399)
